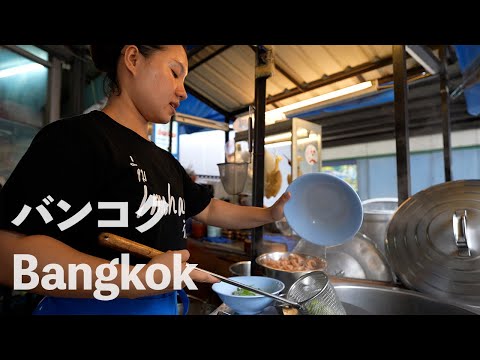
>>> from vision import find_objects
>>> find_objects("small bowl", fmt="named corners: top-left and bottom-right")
top-left (284, 172), bottom-right (363, 246)
top-left (211, 276), bottom-right (285, 315)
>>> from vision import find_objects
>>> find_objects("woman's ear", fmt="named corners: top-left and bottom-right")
top-left (123, 45), bottom-right (139, 75)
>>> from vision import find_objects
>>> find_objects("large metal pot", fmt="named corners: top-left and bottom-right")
top-left (385, 180), bottom-right (480, 307)
top-left (333, 281), bottom-right (479, 315)
top-left (359, 198), bottom-right (398, 255)
top-left (255, 251), bottom-right (327, 291)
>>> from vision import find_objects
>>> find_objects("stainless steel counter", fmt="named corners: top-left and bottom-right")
top-left (210, 281), bottom-right (480, 315)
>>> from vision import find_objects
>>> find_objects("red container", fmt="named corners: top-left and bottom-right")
top-left (191, 220), bottom-right (206, 238)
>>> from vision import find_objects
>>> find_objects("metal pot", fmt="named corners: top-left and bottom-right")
top-left (333, 281), bottom-right (479, 315)
top-left (359, 198), bottom-right (398, 255)
top-left (255, 251), bottom-right (327, 291)
top-left (229, 261), bottom-right (251, 276)
top-left (385, 180), bottom-right (480, 307)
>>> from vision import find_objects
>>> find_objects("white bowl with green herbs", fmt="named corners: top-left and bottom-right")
top-left (212, 276), bottom-right (285, 315)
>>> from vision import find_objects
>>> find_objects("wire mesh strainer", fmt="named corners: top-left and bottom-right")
top-left (217, 162), bottom-right (249, 195)
top-left (286, 271), bottom-right (347, 315)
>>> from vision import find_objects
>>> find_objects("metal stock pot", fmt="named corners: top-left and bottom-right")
top-left (385, 180), bottom-right (480, 308)
top-left (359, 198), bottom-right (398, 255)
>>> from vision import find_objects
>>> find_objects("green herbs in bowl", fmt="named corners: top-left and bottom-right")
top-left (232, 287), bottom-right (258, 296)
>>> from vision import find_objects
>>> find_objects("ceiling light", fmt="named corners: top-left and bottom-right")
top-left (264, 128), bottom-right (311, 145)
top-left (265, 81), bottom-right (375, 123)
top-left (175, 112), bottom-right (229, 131)
top-left (0, 63), bottom-right (44, 79)
top-left (264, 132), bottom-right (292, 144)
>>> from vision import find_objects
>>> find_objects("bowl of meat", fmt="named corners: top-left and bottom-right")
top-left (255, 251), bottom-right (328, 291)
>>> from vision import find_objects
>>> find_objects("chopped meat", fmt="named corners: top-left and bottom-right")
top-left (262, 253), bottom-right (325, 272)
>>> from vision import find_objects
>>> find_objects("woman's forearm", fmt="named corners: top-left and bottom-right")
top-left (0, 230), bottom-right (173, 299)
top-left (195, 198), bottom-right (273, 229)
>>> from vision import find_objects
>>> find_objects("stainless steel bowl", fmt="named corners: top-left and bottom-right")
top-left (255, 251), bottom-right (327, 291)
top-left (229, 261), bottom-right (251, 276)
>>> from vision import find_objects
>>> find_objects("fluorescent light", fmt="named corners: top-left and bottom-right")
top-left (265, 132), bottom-right (292, 143)
top-left (264, 128), bottom-right (311, 145)
top-left (175, 112), bottom-right (229, 131)
top-left (0, 63), bottom-right (44, 79)
top-left (265, 81), bottom-right (374, 123)
top-left (265, 133), bottom-right (320, 147)
top-left (265, 140), bottom-right (293, 148)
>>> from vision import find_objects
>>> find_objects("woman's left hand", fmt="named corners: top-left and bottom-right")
top-left (269, 191), bottom-right (291, 221)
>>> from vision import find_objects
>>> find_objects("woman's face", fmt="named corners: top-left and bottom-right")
top-left (129, 45), bottom-right (188, 124)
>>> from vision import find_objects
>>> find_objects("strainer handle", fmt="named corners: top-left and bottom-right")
top-left (99, 232), bottom-right (300, 308)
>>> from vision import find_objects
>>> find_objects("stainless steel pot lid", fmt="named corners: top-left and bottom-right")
top-left (385, 180), bottom-right (480, 306)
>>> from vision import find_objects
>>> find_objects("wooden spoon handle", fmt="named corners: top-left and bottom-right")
top-left (98, 232), bottom-right (163, 259)
top-left (98, 233), bottom-right (301, 307)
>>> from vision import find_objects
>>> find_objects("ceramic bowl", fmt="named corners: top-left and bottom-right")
top-left (211, 276), bottom-right (284, 315)
top-left (284, 172), bottom-right (363, 246)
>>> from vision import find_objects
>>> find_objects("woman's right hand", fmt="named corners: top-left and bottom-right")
top-left (145, 250), bottom-right (219, 292)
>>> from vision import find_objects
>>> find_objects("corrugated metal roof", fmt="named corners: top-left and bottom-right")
top-left (185, 45), bottom-right (425, 115)
top-left (47, 44), bottom-right (478, 144)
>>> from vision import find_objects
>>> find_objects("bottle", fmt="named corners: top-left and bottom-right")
top-left (191, 219), bottom-right (206, 239)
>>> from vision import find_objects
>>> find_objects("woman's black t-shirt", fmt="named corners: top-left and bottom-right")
top-left (0, 110), bottom-right (212, 263)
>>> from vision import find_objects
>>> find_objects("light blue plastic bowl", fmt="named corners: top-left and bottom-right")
top-left (284, 172), bottom-right (363, 246)
top-left (212, 276), bottom-right (285, 315)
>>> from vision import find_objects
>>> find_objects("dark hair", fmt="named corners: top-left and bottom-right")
top-left (90, 45), bottom-right (170, 97)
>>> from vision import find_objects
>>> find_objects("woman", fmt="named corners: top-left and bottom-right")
top-left (0, 45), bottom-right (290, 315)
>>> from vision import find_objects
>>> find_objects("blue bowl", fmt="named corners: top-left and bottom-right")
top-left (284, 172), bottom-right (363, 246)
top-left (212, 276), bottom-right (285, 315)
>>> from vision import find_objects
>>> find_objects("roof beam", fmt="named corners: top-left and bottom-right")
top-left (406, 45), bottom-right (441, 75)
top-left (322, 107), bottom-right (468, 137)
top-left (230, 56), bottom-right (394, 116)
top-left (235, 71), bottom-right (466, 142)
top-left (322, 114), bottom-right (480, 144)
top-left (377, 65), bottom-right (430, 87)
top-left (267, 57), bottom-right (393, 104)
top-left (247, 45), bottom-right (305, 93)
top-left (451, 53), bottom-right (480, 99)
top-left (3, 45), bottom-right (51, 67)
top-left (230, 49), bottom-right (452, 118)
top-left (274, 63), bottom-right (305, 92)
top-left (188, 45), bottom-right (233, 72)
